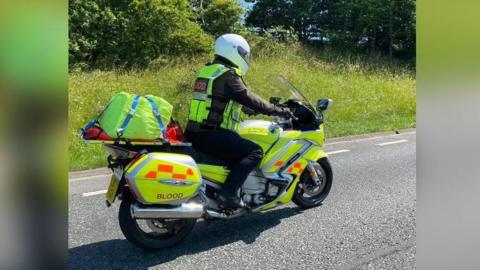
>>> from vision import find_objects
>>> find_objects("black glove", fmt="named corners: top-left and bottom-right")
top-left (274, 106), bottom-right (296, 119)
top-left (242, 106), bottom-right (257, 116)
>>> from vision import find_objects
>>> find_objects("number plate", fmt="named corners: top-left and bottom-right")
top-left (106, 175), bottom-right (120, 206)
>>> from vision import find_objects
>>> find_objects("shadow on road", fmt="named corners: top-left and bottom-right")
top-left (69, 206), bottom-right (303, 270)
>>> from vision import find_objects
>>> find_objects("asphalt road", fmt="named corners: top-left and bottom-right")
top-left (68, 130), bottom-right (416, 270)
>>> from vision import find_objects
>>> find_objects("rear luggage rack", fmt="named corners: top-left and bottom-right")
top-left (85, 139), bottom-right (194, 161)
top-left (104, 144), bottom-right (139, 159)
top-left (82, 138), bottom-right (192, 147)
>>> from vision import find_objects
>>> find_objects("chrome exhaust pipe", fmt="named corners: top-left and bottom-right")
top-left (205, 209), bottom-right (246, 219)
top-left (131, 203), bottom-right (204, 219)
top-left (205, 209), bottom-right (225, 219)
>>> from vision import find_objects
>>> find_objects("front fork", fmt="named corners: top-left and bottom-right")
top-left (306, 160), bottom-right (322, 186)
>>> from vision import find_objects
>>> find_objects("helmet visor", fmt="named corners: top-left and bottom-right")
top-left (237, 46), bottom-right (250, 64)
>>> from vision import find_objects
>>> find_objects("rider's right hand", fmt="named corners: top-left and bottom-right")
top-left (275, 106), bottom-right (297, 120)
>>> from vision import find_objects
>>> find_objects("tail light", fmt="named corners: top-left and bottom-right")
top-left (84, 126), bottom-right (113, 140)
top-left (165, 121), bottom-right (185, 143)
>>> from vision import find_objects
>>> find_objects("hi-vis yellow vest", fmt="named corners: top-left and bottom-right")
top-left (188, 64), bottom-right (242, 131)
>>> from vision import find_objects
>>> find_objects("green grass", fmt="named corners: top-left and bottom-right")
top-left (69, 45), bottom-right (415, 170)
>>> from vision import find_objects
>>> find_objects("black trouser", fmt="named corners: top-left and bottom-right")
top-left (185, 128), bottom-right (263, 195)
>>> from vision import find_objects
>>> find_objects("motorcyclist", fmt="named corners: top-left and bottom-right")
top-left (185, 34), bottom-right (293, 209)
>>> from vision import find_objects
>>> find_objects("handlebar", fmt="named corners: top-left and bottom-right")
top-left (273, 116), bottom-right (294, 130)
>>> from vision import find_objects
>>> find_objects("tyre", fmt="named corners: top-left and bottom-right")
top-left (292, 157), bottom-right (333, 209)
top-left (118, 197), bottom-right (196, 251)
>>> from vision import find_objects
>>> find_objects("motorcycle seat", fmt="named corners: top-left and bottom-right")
top-left (103, 143), bottom-right (230, 167)
top-left (168, 146), bottom-right (230, 167)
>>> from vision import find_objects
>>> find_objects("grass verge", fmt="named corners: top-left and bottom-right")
top-left (69, 45), bottom-right (415, 170)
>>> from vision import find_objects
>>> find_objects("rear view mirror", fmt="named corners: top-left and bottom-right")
top-left (317, 99), bottom-right (333, 111)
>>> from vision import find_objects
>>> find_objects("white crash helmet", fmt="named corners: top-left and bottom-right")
top-left (214, 34), bottom-right (251, 76)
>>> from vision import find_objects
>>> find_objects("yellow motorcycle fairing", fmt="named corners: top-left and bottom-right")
top-left (255, 145), bottom-right (328, 211)
top-left (197, 164), bottom-right (229, 184)
top-left (238, 120), bottom-right (281, 153)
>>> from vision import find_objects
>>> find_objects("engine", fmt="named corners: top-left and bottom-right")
top-left (241, 171), bottom-right (281, 206)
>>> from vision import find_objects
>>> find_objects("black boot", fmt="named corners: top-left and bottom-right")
top-left (217, 191), bottom-right (242, 209)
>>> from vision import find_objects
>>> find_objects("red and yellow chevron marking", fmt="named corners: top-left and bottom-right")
top-left (273, 160), bottom-right (284, 167)
top-left (144, 164), bottom-right (195, 180)
top-left (286, 162), bottom-right (305, 174)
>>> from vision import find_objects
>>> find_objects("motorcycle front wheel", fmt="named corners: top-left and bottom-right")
top-left (118, 197), bottom-right (196, 251)
top-left (292, 157), bottom-right (333, 209)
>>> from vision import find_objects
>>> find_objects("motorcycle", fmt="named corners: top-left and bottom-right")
top-left (97, 75), bottom-right (333, 250)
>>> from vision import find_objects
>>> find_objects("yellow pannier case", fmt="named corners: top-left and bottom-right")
top-left (125, 153), bottom-right (202, 204)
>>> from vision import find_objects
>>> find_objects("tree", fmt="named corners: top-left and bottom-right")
top-left (190, 0), bottom-right (244, 37)
top-left (245, 0), bottom-right (416, 59)
top-left (245, 0), bottom-right (332, 41)
top-left (124, 0), bottom-right (212, 64)
top-left (69, 0), bottom-right (213, 68)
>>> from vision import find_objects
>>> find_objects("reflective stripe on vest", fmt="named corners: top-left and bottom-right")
top-left (188, 64), bottom-right (243, 131)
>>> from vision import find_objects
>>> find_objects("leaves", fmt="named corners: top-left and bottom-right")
top-left (246, 0), bottom-right (416, 60)
top-left (69, 0), bottom-right (214, 68)
top-left (201, 0), bottom-right (244, 36)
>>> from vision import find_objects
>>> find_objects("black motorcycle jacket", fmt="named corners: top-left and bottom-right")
top-left (200, 57), bottom-right (283, 127)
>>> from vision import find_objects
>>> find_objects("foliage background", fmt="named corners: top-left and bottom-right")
top-left (246, 0), bottom-right (415, 61)
top-left (69, 0), bottom-right (416, 69)
top-left (69, 0), bottom-right (244, 68)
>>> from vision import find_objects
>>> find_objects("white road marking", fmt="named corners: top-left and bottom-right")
top-left (326, 149), bottom-right (350, 155)
top-left (70, 131), bottom-right (416, 184)
top-left (376, 139), bottom-right (408, 146)
top-left (82, 190), bottom-right (107, 197)
top-left (325, 131), bottom-right (415, 146)
top-left (69, 173), bottom-right (112, 182)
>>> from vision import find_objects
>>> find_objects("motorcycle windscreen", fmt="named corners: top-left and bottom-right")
top-left (125, 153), bottom-right (202, 204)
top-left (267, 75), bottom-right (317, 113)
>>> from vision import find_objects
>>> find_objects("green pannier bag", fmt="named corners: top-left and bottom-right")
top-left (98, 92), bottom-right (173, 140)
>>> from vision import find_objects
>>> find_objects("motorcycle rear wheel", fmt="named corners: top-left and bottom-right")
top-left (292, 157), bottom-right (333, 209)
top-left (118, 197), bottom-right (196, 251)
